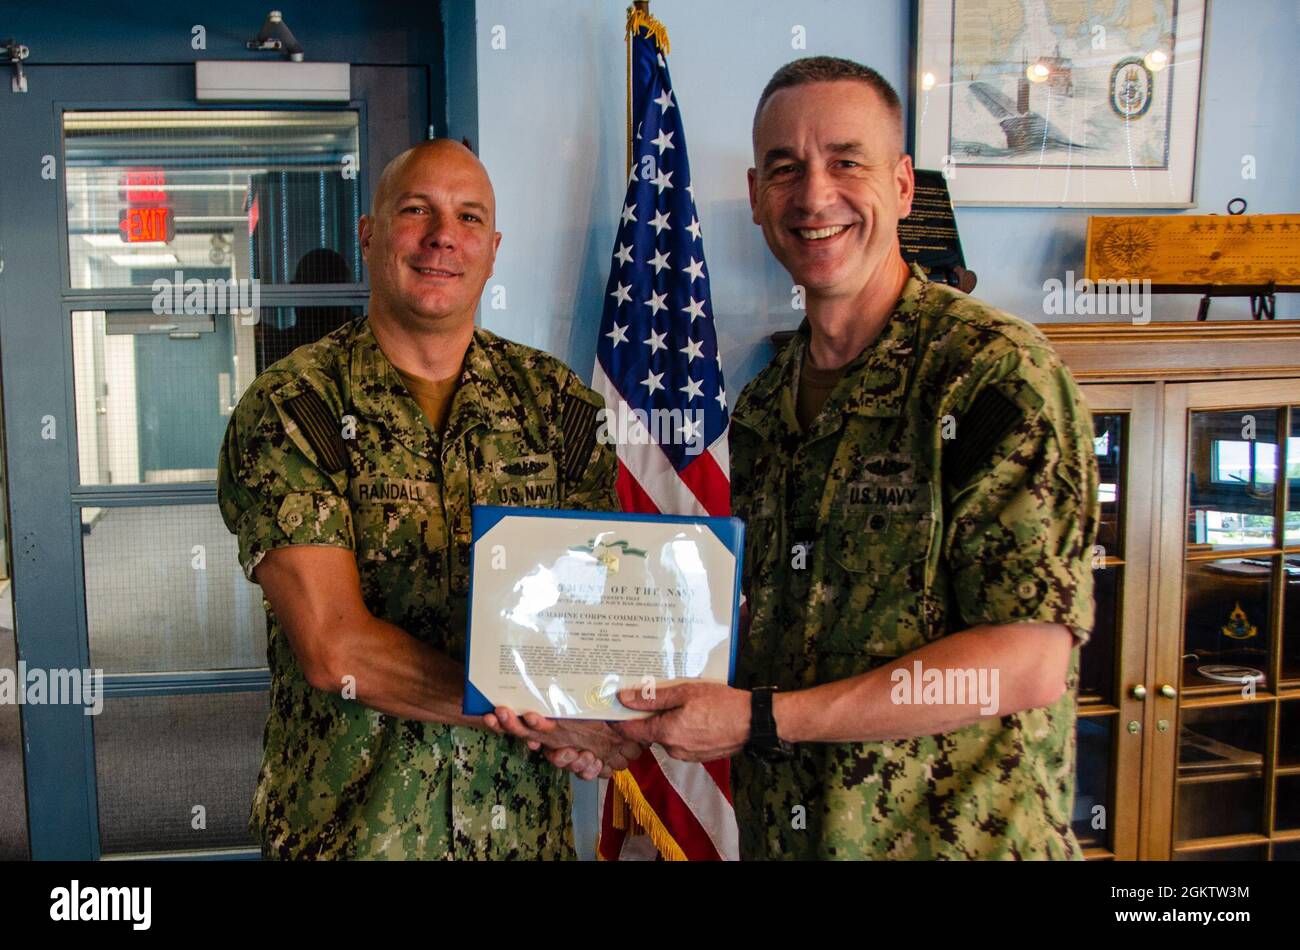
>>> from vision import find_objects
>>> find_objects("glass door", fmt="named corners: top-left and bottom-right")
top-left (0, 63), bottom-right (426, 859)
top-left (1075, 384), bottom-right (1159, 859)
top-left (1153, 379), bottom-right (1300, 860)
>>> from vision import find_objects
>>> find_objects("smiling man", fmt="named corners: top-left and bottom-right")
top-left (615, 58), bottom-right (1101, 860)
top-left (217, 139), bottom-right (637, 859)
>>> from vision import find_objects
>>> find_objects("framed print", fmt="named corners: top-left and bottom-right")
top-left (913, 0), bottom-right (1207, 207)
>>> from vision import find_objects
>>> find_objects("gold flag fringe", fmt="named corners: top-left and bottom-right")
top-left (626, 6), bottom-right (671, 55)
top-left (600, 768), bottom-right (689, 861)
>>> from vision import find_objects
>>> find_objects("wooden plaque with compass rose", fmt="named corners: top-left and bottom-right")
top-left (1085, 214), bottom-right (1300, 287)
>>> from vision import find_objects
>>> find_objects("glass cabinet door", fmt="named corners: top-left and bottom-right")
top-left (1075, 384), bottom-right (1158, 860)
top-left (1155, 380), bottom-right (1300, 861)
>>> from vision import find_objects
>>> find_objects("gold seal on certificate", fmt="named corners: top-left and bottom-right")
top-left (463, 506), bottom-right (744, 721)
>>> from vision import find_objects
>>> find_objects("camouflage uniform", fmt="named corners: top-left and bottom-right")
top-left (731, 265), bottom-right (1099, 860)
top-left (217, 317), bottom-right (617, 859)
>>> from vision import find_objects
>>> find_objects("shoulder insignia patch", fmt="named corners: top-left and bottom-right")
top-left (283, 388), bottom-right (349, 474)
top-left (561, 393), bottom-right (600, 484)
top-left (946, 386), bottom-right (1023, 489)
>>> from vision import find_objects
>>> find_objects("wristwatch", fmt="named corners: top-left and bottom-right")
top-left (745, 686), bottom-right (794, 762)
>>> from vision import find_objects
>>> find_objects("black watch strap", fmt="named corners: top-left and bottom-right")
top-left (746, 686), bottom-right (794, 762)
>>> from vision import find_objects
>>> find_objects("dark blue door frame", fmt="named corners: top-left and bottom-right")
top-left (0, 0), bottom-right (470, 862)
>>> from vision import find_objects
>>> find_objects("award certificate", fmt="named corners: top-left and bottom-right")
top-left (463, 506), bottom-right (743, 720)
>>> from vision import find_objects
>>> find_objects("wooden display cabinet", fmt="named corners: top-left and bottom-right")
top-left (1044, 322), bottom-right (1300, 861)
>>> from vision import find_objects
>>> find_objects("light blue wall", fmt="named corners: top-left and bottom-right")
top-left (473, 0), bottom-right (1299, 400)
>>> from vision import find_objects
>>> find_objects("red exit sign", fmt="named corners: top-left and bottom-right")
top-left (119, 168), bottom-right (167, 203)
top-left (118, 206), bottom-right (174, 243)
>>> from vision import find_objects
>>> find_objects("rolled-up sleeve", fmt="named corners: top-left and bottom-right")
top-left (217, 375), bottom-right (354, 583)
top-left (943, 346), bottom-right (1100, 643)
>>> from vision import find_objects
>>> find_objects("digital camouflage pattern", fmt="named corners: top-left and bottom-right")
top-left (217, 317), bottom-right (618, 859)
top-left (731, 265), bottom-right (1100, 860)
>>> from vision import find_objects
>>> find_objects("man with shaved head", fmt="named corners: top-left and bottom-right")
top-left (614, 58), bottom-right (1100, 860)
top-left (218, 139), bottom-right (638, 860)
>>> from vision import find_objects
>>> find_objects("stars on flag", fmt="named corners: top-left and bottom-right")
top-left (595, 63), bottom-right (728, 472)
top-left (651, 129), bottom-right (675, 154)
top-left (682, 297), bottom-right (707, 322)
top-left (644, 328), bottom-right (668, 354)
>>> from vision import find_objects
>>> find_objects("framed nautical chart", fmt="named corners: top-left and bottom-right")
top-left (913, 0), bottom-right (1207, 207)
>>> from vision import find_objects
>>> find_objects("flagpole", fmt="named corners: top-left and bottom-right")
top-left (608, 0), bottom-right (718, 864)
top-left (613, 0), bottom-right (651, 858)
top-left (626, 2), bottom-right (649, 176)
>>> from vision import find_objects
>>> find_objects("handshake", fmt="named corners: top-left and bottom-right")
top-left (481, 681), bottom-right (756, 780)
top-left (484, 706), bottom-right (644, 780)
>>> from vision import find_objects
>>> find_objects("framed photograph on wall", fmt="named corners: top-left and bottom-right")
top-left (912, 0), bottom-right (1207, 207)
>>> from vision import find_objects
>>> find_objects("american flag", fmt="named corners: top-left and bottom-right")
top-left (594, 11), bottom-right (738, 862)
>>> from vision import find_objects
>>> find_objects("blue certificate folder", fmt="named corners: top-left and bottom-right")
top-left (462, 505), bottom-right (745, 718)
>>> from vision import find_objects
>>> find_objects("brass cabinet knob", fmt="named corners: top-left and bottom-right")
top-left (1159, 684), bottom-right (1177, 699)
top-left (1131, 684), bottom-right (1148, 700)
